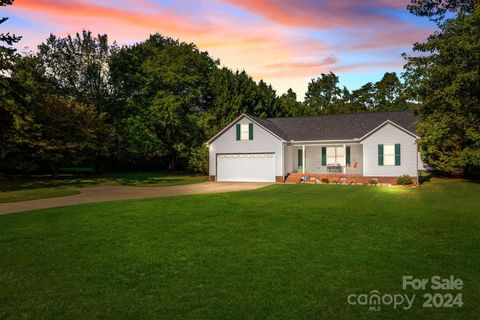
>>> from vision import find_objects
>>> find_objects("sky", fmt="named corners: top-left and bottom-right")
top-left (4, 0), bottom-right (436, 99)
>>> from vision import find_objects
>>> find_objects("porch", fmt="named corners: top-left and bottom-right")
top-left (285, 143), bottom-right (363, 176)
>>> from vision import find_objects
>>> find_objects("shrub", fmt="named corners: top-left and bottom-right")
top-left (59, 167), bottom-right (95, 174)
top-left (397, 175), bottom-right (414, 185)
top-left (368, 179), bottom-right (378, 185)
top-left (187, 146), bottom-right (208, 174)
top-left (419, 173), bottom-right (432, 184)
top-left (321, 178), bottom-right (329, 184)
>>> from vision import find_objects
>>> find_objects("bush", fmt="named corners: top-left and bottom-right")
top-left (59, 167), bottom-right (95, 174)
top-left (187, 146), bottom-right (208, 174)
top-left (397, 175), bottom-right (414, 185)
top-left (368, 179), bottom-right (378, 185)
top-left (419, 173), bottom-right (432, 184)
top-left (321, 178), bottom-right (329, 184)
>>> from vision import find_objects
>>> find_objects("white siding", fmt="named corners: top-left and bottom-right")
top-left (284, 145), bottom-right (295, 175)
top-left (362, 123), bottom-right (419, 177)
top-left (209, 116), bottom-right (283, 177)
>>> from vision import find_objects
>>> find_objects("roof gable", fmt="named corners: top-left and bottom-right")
top-left (206, 114), bottom-right (285, 145)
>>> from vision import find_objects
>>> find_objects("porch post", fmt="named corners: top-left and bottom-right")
top-left (343, 144), bottom-right (347, 173)
top-left (302, 145), bottom-right (305, 174)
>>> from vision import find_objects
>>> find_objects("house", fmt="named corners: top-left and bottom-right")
top-left (205, 110), bottom-right (425, 184)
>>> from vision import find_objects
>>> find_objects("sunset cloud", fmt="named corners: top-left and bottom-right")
top-left (5, 0), bottom-right (435, 98)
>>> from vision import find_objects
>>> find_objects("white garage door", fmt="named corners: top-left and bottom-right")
top-left (217, 153), bottom-right (276, 182)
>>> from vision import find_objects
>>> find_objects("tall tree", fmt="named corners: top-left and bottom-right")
top-left (404, 4), bottom-right (480, 175)
top-left (110, 34), bottom-right (217, 170)
top-left (350, 82), bottom-right (375, 112)
top-left (407, 0), bottom-right (476, 22)
top-left (303, 72), bottom-right (341, 115)
top-left (0, 0), bottom-right (22, 162)
top-left (2, 56), bottom-right (107, 176)
top-left (37, 31), bottom-right (118, 111)
top-left (35, 31), bottom-right (117, 171)
top-left (201, 68), bottom-right (260, 138)
top-left (277, 88), bottom-right (302, 116)
top-left (373, 72), bottom-right (408, 111)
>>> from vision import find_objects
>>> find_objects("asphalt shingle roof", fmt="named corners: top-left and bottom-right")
top-left (248, 110), bottom-right (419, 141)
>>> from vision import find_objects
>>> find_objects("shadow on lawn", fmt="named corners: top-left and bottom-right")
top-left (0, 172), bottom-right (205, 192)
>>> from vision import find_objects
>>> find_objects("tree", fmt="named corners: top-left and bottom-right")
top-left (373, 72), bottom-right (409, 111)
top-left (350, 82), bottom-right (375, 112)
top-left (277, 89), bottom-right (302, 116)
top-left (0, 0), bottom-right (21, 52)
top-left (110, 34), bottom-right (218, 170)
top-left (407, 0), bottom-right (476, 22)
top-left (2, 56), bottom-right (107, 176)
top-left (303, 72), bottom-right (342, 115)
top-left (0, 0), bottom-right (22, 164)
top-left (37, 31), bottom-right (118, 111)
top-left (403, 5), bottom-right (480, 175)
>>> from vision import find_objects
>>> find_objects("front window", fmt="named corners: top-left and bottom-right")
top-left (383, 144), bottom-right (395, 166)
top-left (326, 147), bottom-right (344, 165)
top-left (240, 124), bottom-right (249, 140)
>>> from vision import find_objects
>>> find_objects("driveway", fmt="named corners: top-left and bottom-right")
top-left (0, 182), bottom-right (270, 215)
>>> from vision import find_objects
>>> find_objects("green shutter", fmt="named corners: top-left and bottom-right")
top-left (321, 147), bottom-right (326, 166)
top-left (378, 144), bottom-right (384, 166)
top-left (249, 123), bottom-right (253, 140)
top-left (346, 146), bottom-right (351, 166)
top-left (395, 144), bottom-right (401, 166)
top-left (236, 124), bottom-right (240, 140)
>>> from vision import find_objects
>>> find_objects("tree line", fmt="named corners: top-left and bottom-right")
top-left (1, 0), bottom-right (479, 176)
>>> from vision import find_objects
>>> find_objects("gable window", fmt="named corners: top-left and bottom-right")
top-left (236, 123), bottom-right (254, 141)
top-left (240, 124), bottom-right (249, 140)
top-left (326, 147), bottom-right (344, 165)
top-left (378, 144), bottom-right (400, 166)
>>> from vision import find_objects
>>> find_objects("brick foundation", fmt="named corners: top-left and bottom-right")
top-left (285, 172), bottom-right (414, 185)
top-left (275, 176), bottom-right (284, 182)
top-left (209, 175), bottom-right (216, 182)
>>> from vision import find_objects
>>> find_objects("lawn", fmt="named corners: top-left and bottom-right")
top-left (0, 172), bottom-right (207, 203)
top-left (0, 178), bottom-right (479, 319)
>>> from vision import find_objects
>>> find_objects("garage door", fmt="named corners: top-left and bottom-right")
top-left (217, 153), bottom-right (276, 182)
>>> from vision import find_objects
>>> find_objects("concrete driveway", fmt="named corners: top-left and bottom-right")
top-left (0, 182), bottom-right (271, 215)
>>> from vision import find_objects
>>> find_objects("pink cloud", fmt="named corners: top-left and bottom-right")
top-left (224, 0), bottom-right (411, 30)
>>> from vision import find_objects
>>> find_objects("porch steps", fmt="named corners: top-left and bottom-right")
top-left (285, 173), bottom-right (302, 183)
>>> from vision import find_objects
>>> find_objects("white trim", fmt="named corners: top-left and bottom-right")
top-left (205, 114), bottom-right (285, 145)
top-left (289, 142), bottom-right (360, 147)
top-left (359, 120), bottom-right (419, 141)
top-left (290, 139), bottom-right (358, 144)
top-left (302, 145), bottom-right (305, 174)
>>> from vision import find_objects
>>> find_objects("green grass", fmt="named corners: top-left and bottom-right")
top-left (0, 178), bottom-right (479, 319)
top-left (0, 172), bottom-right (207, 203)
top-left (0, 187), bottom-right (80, 203)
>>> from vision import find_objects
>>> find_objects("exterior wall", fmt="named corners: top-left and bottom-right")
top-left (208, 116), bottom-right (283, 177)
top-left (362, 123), bottom-right (419, 177)
top-left (284, 145), bottom-right (295, 176)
